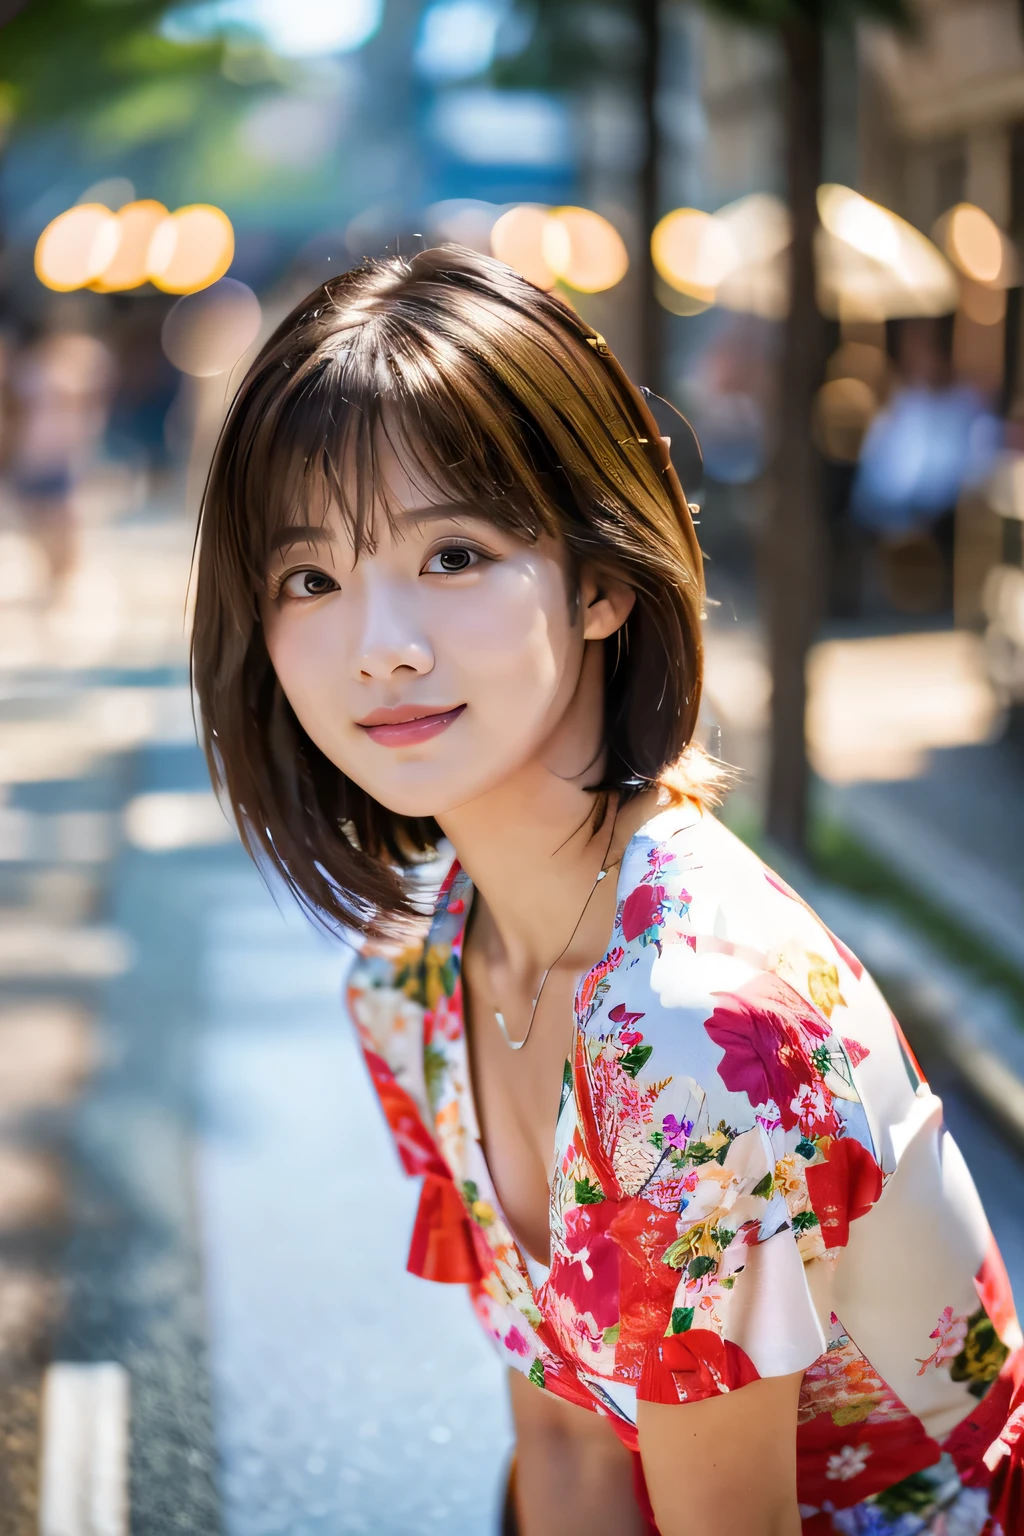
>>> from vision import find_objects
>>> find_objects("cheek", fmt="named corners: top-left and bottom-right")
top-left (262, 607), bottom-right (349, 737)
top-left (432, 560), bottom-right (576, 701)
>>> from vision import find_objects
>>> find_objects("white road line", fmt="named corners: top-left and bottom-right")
top-left (39, 1363), bottom-right (129, 1536)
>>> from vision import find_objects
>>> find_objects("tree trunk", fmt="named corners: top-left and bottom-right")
top-left (638, 0), bottom-right (661, 392)
top-left (764, 19), bottom-right (826, 856)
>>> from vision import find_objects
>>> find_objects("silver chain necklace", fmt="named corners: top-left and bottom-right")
top-left (491, 812), bottom-right (619, 1052)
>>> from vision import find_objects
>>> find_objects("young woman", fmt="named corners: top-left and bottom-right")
top-left (192, 246), bottom-right (1023, 1536)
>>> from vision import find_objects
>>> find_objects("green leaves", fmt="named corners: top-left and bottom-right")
top-left (558, 1056), bottom-right (574, 1118)
top-left (574, 1177), bottom-right (606, 1205)
top-left (0, 0), bottom-right (226, 130)
top-left (618, 1042), bottom-right (653, 1078)
top-left (792, 1209), bottom-right (820, 1232)
top-left (394, 955), bottom-right (427, 1006)
top-left (873, 1469), bottom-right (939, 1517)
top-left (528, 1358), bottom-right (546, 1390)
top-left (751, 1171), bottom-right (775, 1199)
top-left (670, 1306), bottom-right (694, 1334)
top-left (440, 954), bottom-right (459, 1000)
top-left (686, 1255), bottom-right (717, 1280)
top-left (949, 1307), bottom-right (1010, 1396)
top-left (810, 1044), bottom-right (833, 1077)
top-left (423, 1045), bottom-right (448, 1108)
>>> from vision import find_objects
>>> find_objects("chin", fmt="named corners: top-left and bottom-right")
top-left (364, 765), bottom-right (508, 823)
top-left (357, 773), bottom-right (458, 821)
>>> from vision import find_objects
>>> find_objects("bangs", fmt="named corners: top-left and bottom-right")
top-left (235, 313), bottom-right (571, 590)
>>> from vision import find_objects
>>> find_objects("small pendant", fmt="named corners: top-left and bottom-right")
top-left (494, 1011), bottom-right (527, 1051)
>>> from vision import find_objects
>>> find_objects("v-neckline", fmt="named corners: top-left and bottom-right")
top-left (447, 878), bottom-right (576, 1281)
top-left (430, 805), bottom-right (699, 1289)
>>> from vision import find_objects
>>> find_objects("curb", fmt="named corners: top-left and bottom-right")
top-left (820, 782), bottom-right (1024, 979)
top-left (765, 845), bottom-right (1024, 1161)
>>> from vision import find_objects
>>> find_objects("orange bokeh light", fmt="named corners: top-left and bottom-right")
top-left (545, 206), bottom-right (628, 294)
top-left (651, 208), bottom-right (736, 302)
top-left (947, 203), bottom-right (1004, 285)
top-left (35, 198), bottom-right (235, 296)
top-left (91, 201), bottom-right (169, 292)
top-left (491, 205), bottom-right (556, 290)
top-left (35, 205), bottom-right (120, 293)
top-left (491, 204), bottom-right (627, 294)
top-left (147, 204), bottom-right (235, 295)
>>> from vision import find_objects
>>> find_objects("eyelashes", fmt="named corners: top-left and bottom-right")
top-left (267, 538), bottom-right (496, 601)
top-left (421, 545), bottom-right (482, 575)
top-left (273, 568), bottom-right (340, 600)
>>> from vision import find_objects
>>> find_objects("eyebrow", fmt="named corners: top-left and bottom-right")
top-left (269, 524), bottom-right (335, 553)
top-left (268, 503), bottom-right (484, 555)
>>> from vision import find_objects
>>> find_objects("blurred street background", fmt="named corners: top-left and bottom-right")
top-left (1, 0), bottom-right (1024, 1531)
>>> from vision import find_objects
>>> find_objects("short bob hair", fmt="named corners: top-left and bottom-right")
top-left (192, 245), bottom-right (711, 937)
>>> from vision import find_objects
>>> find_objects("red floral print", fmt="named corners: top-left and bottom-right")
top-left (621, 883), bottom-right (666, 942)
top-left (704, 973), bottom-right (833, 1129)
top-left (805, 1136), bottom-right (883, 1248)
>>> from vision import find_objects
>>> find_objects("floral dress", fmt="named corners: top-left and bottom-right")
top-left (347, 805), bottom-right (1024, 1534)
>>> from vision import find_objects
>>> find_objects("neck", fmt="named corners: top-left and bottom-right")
top-left (433, 639), bottom-right (664, 977)
top-left (437, 759), bottom-right (614, 974)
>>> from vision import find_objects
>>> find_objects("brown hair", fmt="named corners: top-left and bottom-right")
top-left (191, 245), bottom-right (710, 936)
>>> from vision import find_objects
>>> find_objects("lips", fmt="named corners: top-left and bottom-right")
top-left (356, 703), bottom-right (466, 748)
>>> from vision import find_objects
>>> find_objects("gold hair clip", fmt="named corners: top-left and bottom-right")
top-left (586, 333), bottom-right (609, 354)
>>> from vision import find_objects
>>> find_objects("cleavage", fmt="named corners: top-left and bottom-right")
top-left (462, 970), bottom-right (577, 1269)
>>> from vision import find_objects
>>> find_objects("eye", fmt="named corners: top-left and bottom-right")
top-left (280, 568), bottom-right (339, 599)
top-left (423, 545), bottom-right (480, 575)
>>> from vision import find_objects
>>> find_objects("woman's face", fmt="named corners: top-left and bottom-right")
top-left (260, 442), bottom-right (633, 820)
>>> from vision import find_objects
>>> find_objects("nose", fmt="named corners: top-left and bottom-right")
top-left (354, 582), bottom-right (434, 682)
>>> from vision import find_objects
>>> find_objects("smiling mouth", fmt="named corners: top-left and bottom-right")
top-left (356, 704), bottom-right (466, 747)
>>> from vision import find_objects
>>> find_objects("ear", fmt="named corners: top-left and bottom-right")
top-left (579, 564), bottom-right (636, 642)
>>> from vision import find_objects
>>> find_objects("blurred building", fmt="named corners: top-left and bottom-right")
top-left (677, 0), bottom-right (1024, 657)
top-left (859, 0), bottom-right (1024, 707)
top-left (861, 0), bottom-right (1023, 245)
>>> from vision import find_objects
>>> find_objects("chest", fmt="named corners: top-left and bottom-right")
top-left (459, 954), bottom-right (580, 1266)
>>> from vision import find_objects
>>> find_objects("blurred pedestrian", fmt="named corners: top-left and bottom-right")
top-left (6, 328), bottom-right (116, 586)
top-left (852, 319), bottom-right (1002, 614)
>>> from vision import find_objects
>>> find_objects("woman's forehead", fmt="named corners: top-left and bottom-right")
top-left (258, 397), bottom-right (548, 570)
top-left (372, 428), bottom-right (430, 505)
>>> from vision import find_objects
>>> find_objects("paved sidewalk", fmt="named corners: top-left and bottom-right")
top-left (700, 587), bottom-right (1024, 982)
top-left (825, 736), bottom-right (1024, 975)
top-left (195, 856), bottom-right (512, 1536)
